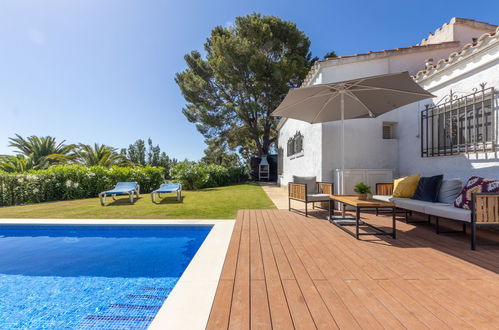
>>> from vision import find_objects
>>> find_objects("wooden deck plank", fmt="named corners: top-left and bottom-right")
top-left (268, 210), bottom-right (338, 329)
top-left (207, 209), bottom-right (499, 329)
top-left (249, 210), bottom-right (271, 329)
top-left (228, 210), bottom-right (250, 329)
top-left (281, 279), bottom-right (317, 329)
top-left (249, 210), bottom-right (265, 280)
top-left (250, 280), bottom-right (271, 329)
top-left (257, 211), bottom-right (295, 329)
top-left (220, 209), bottom-right (244, 281)
top-left (282, 212), bottom-right (404, 329)
top-left (206, 280), bottom-right (234, 330)
top-left (262, 210), bottom-right (295, 280)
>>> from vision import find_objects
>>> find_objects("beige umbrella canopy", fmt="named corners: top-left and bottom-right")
top-left (272, 71), bottom-right (434, 123)
top-left (271, 71), bottom-right (434, 169)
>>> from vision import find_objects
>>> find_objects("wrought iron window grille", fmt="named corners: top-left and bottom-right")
top-left (421, 83), bottom-right (497, 157)
top-left (287, 131), bottom-right (304, 157)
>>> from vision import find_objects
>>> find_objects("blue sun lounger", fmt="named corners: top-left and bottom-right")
top-left (99, 182), bottom-right (140, 206)
top-left (151, 183), bottom-right (182, 203)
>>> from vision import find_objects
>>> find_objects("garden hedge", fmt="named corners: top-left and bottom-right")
top-left (0, 165), bottom-right (164, 207)
top-left (169, 162), bottom-right (248, 190)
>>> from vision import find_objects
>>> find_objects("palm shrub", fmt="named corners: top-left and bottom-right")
top-left (0, 165), bottom-right (164, 206)
top-left (8, 134), bottom-right (76, 169)
top-left (74, 143), bottom-right (127, 167)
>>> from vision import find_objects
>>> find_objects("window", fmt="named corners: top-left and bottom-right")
top-left (421, 85), bottom-right (497, 157)
top-left (287, 137), bottom-right (294, 156)
top-left (277, 147), bottom-right (283, 175)
top-left (287, 131), bottom-right (303, 157)
top-left (383, 122), bottom-right (397, 139)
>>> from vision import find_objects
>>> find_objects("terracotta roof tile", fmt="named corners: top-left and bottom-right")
top-left (414, 26), bottom-right (499, 81)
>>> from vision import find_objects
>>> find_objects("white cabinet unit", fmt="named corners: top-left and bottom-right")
top-left (334, 169), bottom-right (393, 195)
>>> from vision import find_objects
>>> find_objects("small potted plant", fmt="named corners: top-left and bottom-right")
top-left (354, 182), bottom-right (371, 200)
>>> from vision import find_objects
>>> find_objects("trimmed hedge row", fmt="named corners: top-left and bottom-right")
top-left (169, 162), bottom-right (248, 190)
top-left (0, 165), bottom-right (165, 207)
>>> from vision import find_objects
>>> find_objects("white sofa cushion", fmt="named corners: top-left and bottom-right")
top-left (438, 178), bottom-right (463, 204)
top-left (424, 204), bottom-right (471, 222)
top-left (307, 193), bottom-right (330, 202)
top-left (393, 198), bottom-right (434, 213)
top-left (373, 194), bottom-right (471, 223)
top-left (372, 195), bottom-right (393, 203)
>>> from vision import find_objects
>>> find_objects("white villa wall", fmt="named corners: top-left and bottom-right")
top-left (278, 47), bottom-right (458, 186)
top-left (420, 18), bottom-right (497, 47)
top-left (398, 39), bottom-right (499, 181)
top-left (278, 118), bottom-right (323, 185)
top-left (277, 18), bottom-right (498, 187)
top-left (321, 115), bottom-right (399, 183)
top-left (320, 47), bottom-right (461, 82)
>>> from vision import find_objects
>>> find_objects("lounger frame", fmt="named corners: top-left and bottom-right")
top-left (99, 184), bottom-right (140, 206)
top-left (151, 184), bottom-right (182, 203)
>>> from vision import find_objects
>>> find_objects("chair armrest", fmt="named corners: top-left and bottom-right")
top-left (289, 183), bottom-right (307, 201)
top-left (472, 193), bottom-right (499, 224)
top-left (316, 182), bottom-right (333, 195)
top-left (376, 183), bottom-right (394, 195)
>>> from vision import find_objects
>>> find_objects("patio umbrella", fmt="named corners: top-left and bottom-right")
top-left (271, 71), bottom-right (434, 170)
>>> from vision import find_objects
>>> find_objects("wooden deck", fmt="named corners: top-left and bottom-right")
top-left (207, 209), bottom-right (499, 329)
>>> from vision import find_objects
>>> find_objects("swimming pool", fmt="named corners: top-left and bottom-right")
top-left (0, 224), bottom-right (212, 329)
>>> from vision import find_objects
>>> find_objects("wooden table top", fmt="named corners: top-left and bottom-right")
top-left (330, 195), bottom-right (395, 207)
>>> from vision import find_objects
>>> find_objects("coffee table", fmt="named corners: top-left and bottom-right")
top-left (329, 195), bottom-right (396, 239)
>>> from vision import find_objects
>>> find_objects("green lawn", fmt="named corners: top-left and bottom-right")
top-left (0, 184), bottom-right (276, 219)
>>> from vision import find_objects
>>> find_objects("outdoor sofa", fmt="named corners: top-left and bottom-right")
top-left (151, 183), bottom-right (182, 203)
top-left (99, 182), bottom-right (140, 206)
top-left (373, 179), bottom-right (499, 250)
top-left (289, 176), bottom-right (333, 217)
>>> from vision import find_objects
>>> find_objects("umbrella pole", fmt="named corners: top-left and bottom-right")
top-left (341, 91), bottom-right (345, 171)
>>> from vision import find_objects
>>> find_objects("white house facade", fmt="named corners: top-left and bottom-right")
top-left (277, 18), bottom-right (499, 191)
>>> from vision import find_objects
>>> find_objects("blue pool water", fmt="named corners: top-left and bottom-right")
top-left (0, 225), bottom-right (212, 329)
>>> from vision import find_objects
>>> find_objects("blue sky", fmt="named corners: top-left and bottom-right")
top-left (1, 0), bottom-right (497, 160)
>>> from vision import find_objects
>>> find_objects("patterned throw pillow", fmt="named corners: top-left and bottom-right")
top-left (454, 176), bottom-right (499, 209)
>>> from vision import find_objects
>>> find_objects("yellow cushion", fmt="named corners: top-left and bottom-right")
top-left (392, 174), bottom-right (421, 198)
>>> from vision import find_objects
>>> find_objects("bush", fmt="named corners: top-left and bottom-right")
top-left (0, 165), bottom-right (164, 207)
top-left (169, 162), bottom-right (209, 190)
top-left (169, 162), bottom-right (248, 190)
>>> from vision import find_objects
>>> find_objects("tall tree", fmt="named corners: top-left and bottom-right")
top-left (202, 138), bottom-right (241, 167)
top-left (75, 143), bottom-right (126, 167)
top-left (175, 13), bottom-right (314, 157)
top-left (323, 50), bottom-right (338, 59)
top-left (147, 138), bottom-right (161, 166)
top-left (8, 134), bottom-right (75, 169)
top-left (127, 139), bottom-right (146, 166)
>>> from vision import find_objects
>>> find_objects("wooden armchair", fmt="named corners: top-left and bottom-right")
top-left (471, 193), bottom-right (499, 250)
top-left (288, 181), bottom-right (333, 217)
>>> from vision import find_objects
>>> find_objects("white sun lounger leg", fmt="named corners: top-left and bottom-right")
top-left (129, 192), bottom-right (134, 204)
top-left (99, 193), bottom-right (106, 206)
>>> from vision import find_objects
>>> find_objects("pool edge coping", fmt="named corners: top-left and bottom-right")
top-left (0, 218), bottom-right (235, 330)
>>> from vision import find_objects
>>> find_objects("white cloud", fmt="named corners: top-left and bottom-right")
top-left (28, 29), bottom-right (46, 45)
top-left (225, 21), bottom-right (234, 29)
